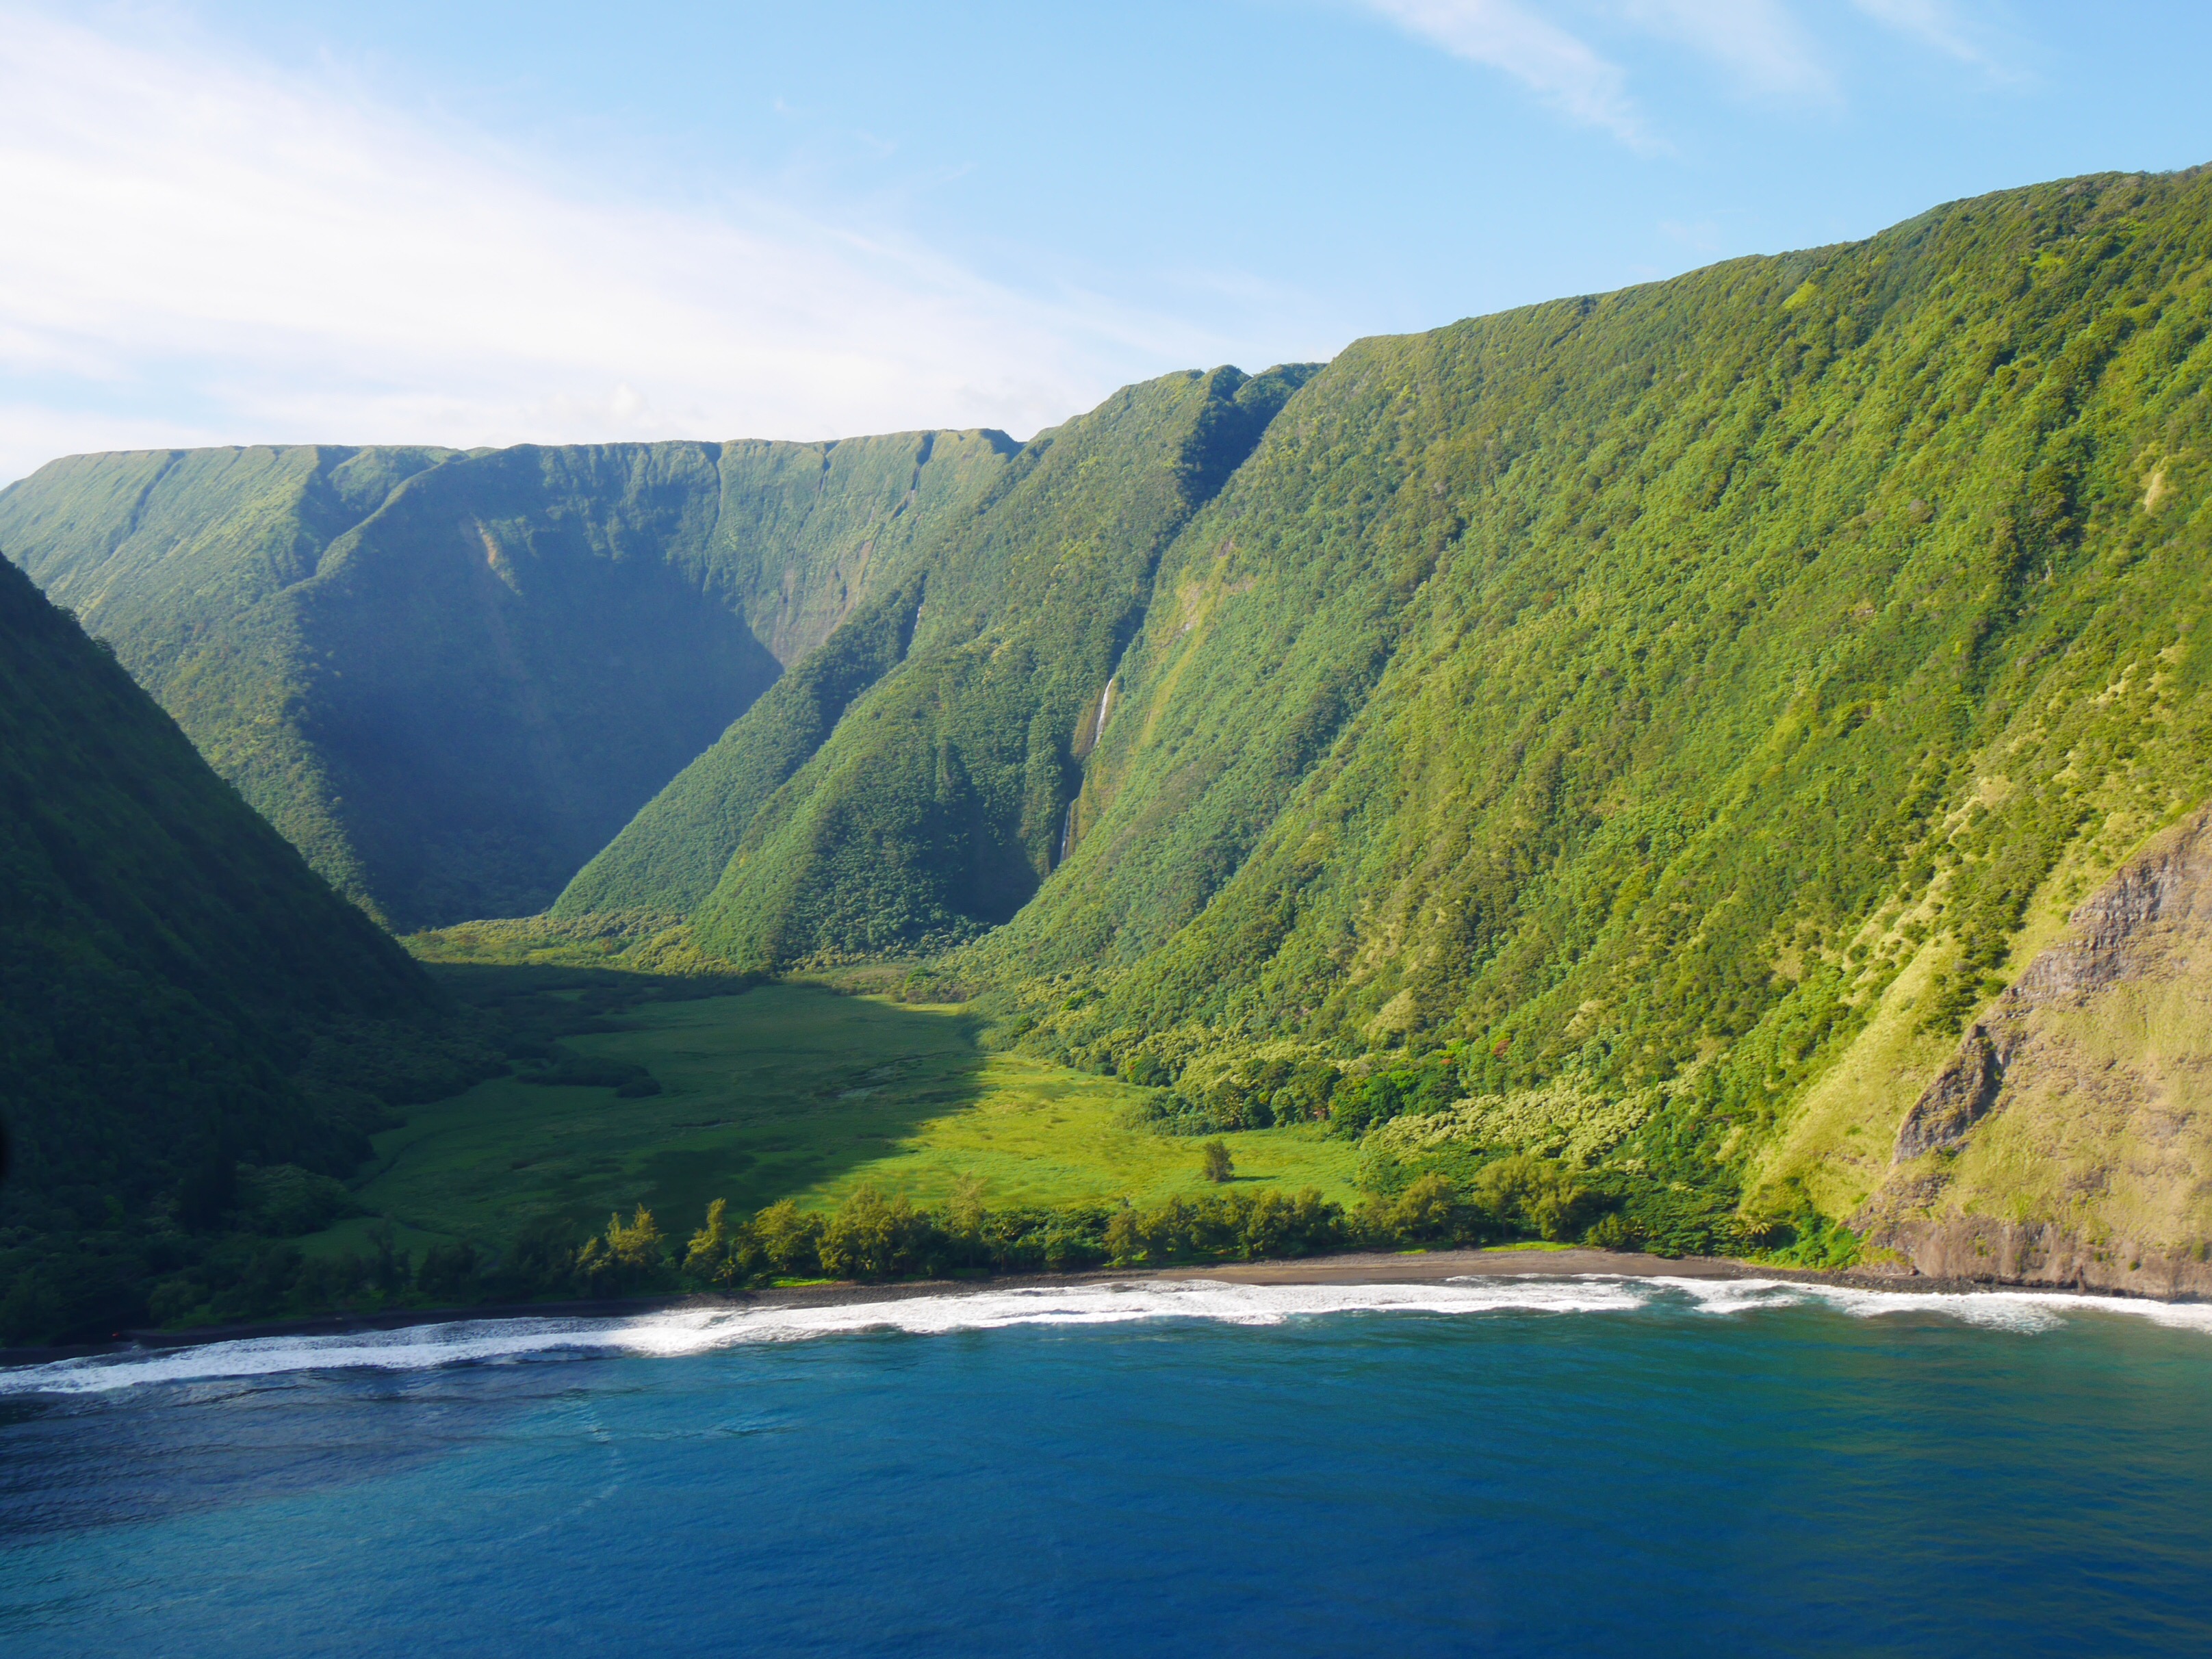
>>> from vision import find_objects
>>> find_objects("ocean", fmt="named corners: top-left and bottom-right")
top-left (3, 1275), bottom-right (2209, 1656)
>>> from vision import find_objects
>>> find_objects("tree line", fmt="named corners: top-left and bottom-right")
top-left (108, 1151), bottom-right (1682, 1330)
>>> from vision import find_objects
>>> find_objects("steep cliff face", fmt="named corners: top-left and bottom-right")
top-left (569, 365), bottom-right (1317, 965)
top-left (0, 433), bottom-right (1010, 927)
top-left (0, 553), bottom-right (452, 1337)
top-left (1854, 804), bottom-right (2212, 1294)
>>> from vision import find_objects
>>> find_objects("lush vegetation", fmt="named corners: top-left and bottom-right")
top-left (303, 977), bottom-right (1359, 1255)
top-left (966, 166), bottom-right (2212, 1249)
top-left (556, 576), bottom-right (931, 918)
top-left (0, 557), bottom-right (478, 1342)
top-left (137, 1150), bottom-right (1615, 1324)
top-left (105, 966), bottom-right (1834, 1330)
top-left (532, 170), bottom-right (2212, 1274)
top-left (0, 433), bottom-right (1011, 927)
top-left (671, 364), bottom-right (1317, 967)
top-left (101, 973), bottom-right (1378, 1326)
top-left (584, 166), bottom-right (2212, 1259)
top-left (8, 166), bottom-right (2212, 1340)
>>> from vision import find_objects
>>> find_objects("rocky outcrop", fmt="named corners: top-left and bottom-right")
top-left (1892, 1028), bottom-right (2005, 1161)
top-left (2011, 807), bottom-right (2212, 1001)
top-left (1855, 804), bottom-right (2212, 1296)
top-left (1891, 806), bottom-right (2212, 1165)
top-left (1859, 1215), bottom-right (2212, 1298)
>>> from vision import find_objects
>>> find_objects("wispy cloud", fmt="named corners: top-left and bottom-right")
top-left (1621, 0), bottom-right (1838, 103)
top-left (1360, 0), bottom-right (2028, 145)
top-left (1359, 0), bottom-right (1837, 146)
top-left (0, 10), bottom-right (1223, 483)
top-left (1357, 0), bottom-right (1651, 147)
top-left (1851, 0), bottom-right (2026, 81)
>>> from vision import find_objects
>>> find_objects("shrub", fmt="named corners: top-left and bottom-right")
top-left (1470, 1155), bottom-right (1593, 1242)
top-left (415, 1239), bottom-right (479, 1300)
top-left (818, 1187), bottom-right (939, 1281)
top-left (751, 1199), bottom-right (824, 1277)
top-left (575, 1206), bottom-right (667, 1294)
top-left (1384, 1172), bottom-right (1467, 1244)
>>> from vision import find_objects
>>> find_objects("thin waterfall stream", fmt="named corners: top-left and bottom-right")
top-left (1059, 673), bottom-right (1118, 867)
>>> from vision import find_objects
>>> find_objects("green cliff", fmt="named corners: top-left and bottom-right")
top-left (970, 166), bottom-right (2212, 1255)
top-left (15, 164), bottom-right (2212, 1276)
top-left (0, 432), bottom-right (1010, 928)
top-left (0, 555), bottom-right (450, 1338)
top-left (627, 364), bottom-right (1317, 964)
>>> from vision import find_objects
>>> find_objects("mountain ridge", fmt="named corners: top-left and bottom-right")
top-left (0, 429), bottom-right (1014, 927)
top-left (0, 552), bottom-right (461, 1338)
top-left (10, 163), bottom-right (2212, 1278)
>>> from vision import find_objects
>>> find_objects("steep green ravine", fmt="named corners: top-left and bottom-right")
top-left (555, 574), bottom-right (931, 918)
top-left (677, 363), bottom-right (1319, 967)
top-left (0, 430), bottom-right (1012, 927)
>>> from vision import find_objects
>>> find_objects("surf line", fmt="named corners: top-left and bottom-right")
top-left (8, 1275), bottom-right (2211, 1396)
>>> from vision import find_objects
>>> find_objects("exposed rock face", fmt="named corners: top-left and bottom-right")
top-left (2013, 808), bottom-right (2212, 1001)
top-left (1892, 1029), bottom-right (2005, 1161)
top-left (1857, 1215), bottom-right (2212, 1298)
top-left (1856, 804), bottom-right (2212, 1296)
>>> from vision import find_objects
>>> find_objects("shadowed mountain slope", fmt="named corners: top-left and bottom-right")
top-left (0, 554), bottom-right (449, 1334)
top-left (0, 431), bottom-right (1011, 927)
top-left (554, 572), bottom-right (930, 920)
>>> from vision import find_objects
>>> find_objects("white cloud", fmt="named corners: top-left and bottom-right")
top-left (1361, 0), bottom-right (2027, 144)
top-left (0, 9), bottom-right (1227, 484)
top-left (1851, 0), bottom-right (2024, 80)
top-left (1620, 0), bottom-right (1837, 102)
top-left (1357, 0), bottom-right (1651, 147)
top-left (1356, 0), bottom-right (1831, 142)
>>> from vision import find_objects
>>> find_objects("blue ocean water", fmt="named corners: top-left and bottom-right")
top-left (2, 1275), bottom-right (2209, 1657)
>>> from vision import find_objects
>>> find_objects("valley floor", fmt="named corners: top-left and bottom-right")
top-left (302, 981), bottom-right (1362, 1261)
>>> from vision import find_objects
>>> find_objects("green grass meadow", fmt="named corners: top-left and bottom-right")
top-left (310, 981), bottom-right (1361, 1256)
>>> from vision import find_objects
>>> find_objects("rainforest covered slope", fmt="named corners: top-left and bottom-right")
top-left (565, 364), bottom-right (1316, 960)
top-left (965, 166), bottom-right (2212, 1248)
top-left (0, 431), bottom-right (1012, 927)
top-left (0, 554), bottom-right (449, 1333)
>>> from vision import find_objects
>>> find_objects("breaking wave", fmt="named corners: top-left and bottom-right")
top-left (6, 1274), bottom-right (2208, 1396)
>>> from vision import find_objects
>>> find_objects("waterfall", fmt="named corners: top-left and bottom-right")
top-left (1059, 673), bottom-right (1116, 868)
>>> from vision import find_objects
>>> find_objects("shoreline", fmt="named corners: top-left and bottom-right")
top-left (3, 1245), bottom-right (2191, 1370)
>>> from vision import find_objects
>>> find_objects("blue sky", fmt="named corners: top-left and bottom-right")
top-left (1, 1), bottom-right (2208, 480)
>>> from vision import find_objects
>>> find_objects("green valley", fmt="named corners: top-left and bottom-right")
top-left (0, 433), bottom-right (1012, 928)
top-left (8, 163), bottom-right (2212, 1337)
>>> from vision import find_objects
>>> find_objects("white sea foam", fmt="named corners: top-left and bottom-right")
top-left (1638, 1273), bottom-right (2212, 1335)
top-left (0, 1280), bottom-right (1643, 1395)
top-left (3, 1274), bottom-right (2205, 1395)
top-left (1684, 1276), bottom-right (2212, 1336)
